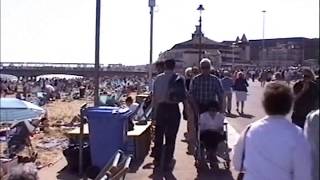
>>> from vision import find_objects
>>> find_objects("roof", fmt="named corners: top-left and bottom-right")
top-left (171, 36), bottom-right (229, 50)
top-left (241, 34), bottom-right (248, 42)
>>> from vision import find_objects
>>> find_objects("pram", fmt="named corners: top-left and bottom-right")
top-left (194, 111), bottom-right (231, 172)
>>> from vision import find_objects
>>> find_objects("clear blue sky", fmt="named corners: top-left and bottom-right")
top-left (1, 0), bottom-right (319, 65)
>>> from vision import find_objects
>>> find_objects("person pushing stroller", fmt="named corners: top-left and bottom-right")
top-left (198, 101), bottom-right (225, 168)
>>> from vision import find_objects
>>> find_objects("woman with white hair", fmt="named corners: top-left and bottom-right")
top-left (233, 72), bottom-right (249, 114)
top-left (184, 67), bottom-right (193, 91)
top-left (184, 66), bottom-right (195, 154)
top-left (221, 70), bottom-right (234, 114)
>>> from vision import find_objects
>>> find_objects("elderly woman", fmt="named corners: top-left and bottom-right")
top-left (232, 82), bottom-right (312, 180)
top-left (184, 67), bottom-right (195, 154)
top-left (233, 72), bottom-right (249, 114)
top-left (185, 67), bottom-right (193, 91)
top-left (221, 71), bottom-right (234, 114)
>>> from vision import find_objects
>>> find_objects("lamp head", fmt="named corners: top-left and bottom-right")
top-left (197, 4), bottom-right (204, 12)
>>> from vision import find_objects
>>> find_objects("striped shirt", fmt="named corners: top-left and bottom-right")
top-left (190, 74), bottom-right (224, 105)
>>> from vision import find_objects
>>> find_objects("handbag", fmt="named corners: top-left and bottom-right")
top-left (237, 125), bottom-right (251, 180)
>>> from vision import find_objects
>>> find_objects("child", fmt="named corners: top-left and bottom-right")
top-left (199, 101), bottom-right (225, 166)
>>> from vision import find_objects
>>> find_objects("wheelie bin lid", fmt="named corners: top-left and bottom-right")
top-left (85, 106), bottom-right (132, 117)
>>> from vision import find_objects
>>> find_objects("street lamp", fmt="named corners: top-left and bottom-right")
top-left (197, 4), bottom-right (204, 63)
top-left (93, 0), bottom-right (101, 106)
top-left (148, 0), bottom-right (155, 85)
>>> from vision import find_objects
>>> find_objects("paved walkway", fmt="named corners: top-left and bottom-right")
top-left (126, 81), bottom-right (266, 180)
top-left (126, 117), bottom-right (240, 180)
top-left (38, 81), bottom-right (268, 179)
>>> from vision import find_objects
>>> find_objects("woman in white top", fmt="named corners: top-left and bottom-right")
top-left (199, 101), bottom-right (225, 166)
top-left (232, 82), bottom-right (312, 180)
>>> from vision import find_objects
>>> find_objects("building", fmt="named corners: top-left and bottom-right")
top-left (249, 37), bottom-right (319, 67)
top-left (158, 27), bottom-right (319, 70)
top-left (158, 27), bottom-right (251, 71)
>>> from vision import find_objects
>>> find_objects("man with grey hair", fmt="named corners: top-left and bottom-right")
top-left (8, 163), bottom-right (38, 180)
top-left (190, 58), bottom-right (224, 114)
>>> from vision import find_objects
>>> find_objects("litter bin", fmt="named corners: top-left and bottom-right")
top-left (85, 106), bottom-right (132, 169)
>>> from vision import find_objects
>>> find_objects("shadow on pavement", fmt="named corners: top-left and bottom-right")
top-left (129, 157), bottom-right (149, 173)
top-left (56, 166), bottom-right (79, 180)
top-left (225, 113), bottom-right (239, 118)
top-left (239, 113), bottom-right (255, 119)
top-left (195, 169), bottom-right (234, 180)
top-left (149, 170), bottom-right (177, 180)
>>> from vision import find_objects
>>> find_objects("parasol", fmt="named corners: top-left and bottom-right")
top-left (0, 98), bottom-right (46, 124)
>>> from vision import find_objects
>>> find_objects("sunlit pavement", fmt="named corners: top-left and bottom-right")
top-left (126, 81), bottom-right (267, 180)
top-left (38, 81), bottom-right (268, 180)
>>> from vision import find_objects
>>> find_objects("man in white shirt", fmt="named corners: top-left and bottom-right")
top-left (232, 82), bottom-right (312, 180)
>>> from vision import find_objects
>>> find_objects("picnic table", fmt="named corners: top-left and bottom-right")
top-left (66, 121), bottom-right (152, 162)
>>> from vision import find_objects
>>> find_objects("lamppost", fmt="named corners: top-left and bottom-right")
top-left (261, 10), bottom-right (266, 65)
top-left (94, 0), bottom-right (101, 106)
top-left (197, 4), bottom-right (204, 63)
top-left (148, 0), bottom-right (155, 84)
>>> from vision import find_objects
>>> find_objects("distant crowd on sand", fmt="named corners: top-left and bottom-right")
top-left (0, 75), bottom-right (149, 105)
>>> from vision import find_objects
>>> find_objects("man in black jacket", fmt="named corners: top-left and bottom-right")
top-left (292, 68), bottom-right (319, 128)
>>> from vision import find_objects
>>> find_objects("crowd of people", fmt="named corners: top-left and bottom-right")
top-left (1, 59), bottom-right (319, 180)
top-left (0, 75), bottom-right (149, 105)
top-left (151, 58), bottom-right (319, 180)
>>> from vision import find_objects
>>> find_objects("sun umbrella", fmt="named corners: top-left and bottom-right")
top-left (0, 98), bottom-right (46, 124)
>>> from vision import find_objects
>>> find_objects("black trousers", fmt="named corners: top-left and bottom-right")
top-left (154, 103), bottom-right (181, 164)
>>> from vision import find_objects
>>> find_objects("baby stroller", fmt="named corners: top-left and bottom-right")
top-left (194, 111), bottom-right (231, 172)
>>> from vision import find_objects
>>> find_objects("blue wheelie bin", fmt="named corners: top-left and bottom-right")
top-left (85, 106), bottom-right (132, 169)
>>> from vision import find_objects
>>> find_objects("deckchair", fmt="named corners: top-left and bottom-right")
top-left (94, 150), bottom-right (133, 180)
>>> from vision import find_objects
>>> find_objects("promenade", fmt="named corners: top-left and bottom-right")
top-left (38, 81), bottom-right (267, 179)
top-left (126, 80), bottom-right (265, 180)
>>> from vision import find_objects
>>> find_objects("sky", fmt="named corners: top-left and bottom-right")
top-left (1, 0), bottom-right (319, 65)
